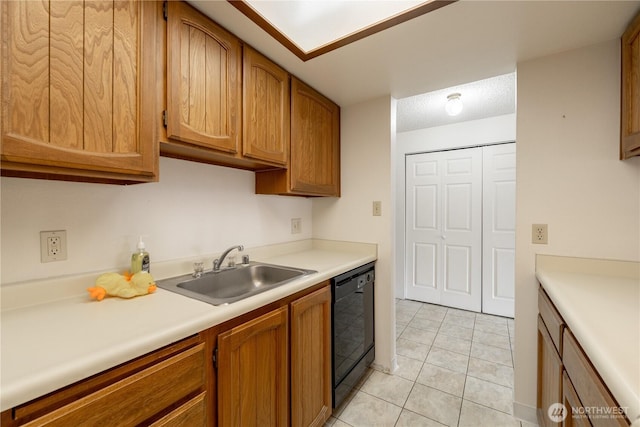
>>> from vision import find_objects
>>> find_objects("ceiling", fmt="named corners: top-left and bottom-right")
top-left (396, 72), bottom-right (516, 132)
top-left (188, 0), bottom-right (639, 110)
top-left (241, 0), bottom-right (430, 53)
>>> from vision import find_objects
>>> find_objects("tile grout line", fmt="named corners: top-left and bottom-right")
top-left (333, 301), bottom-right (519, 427)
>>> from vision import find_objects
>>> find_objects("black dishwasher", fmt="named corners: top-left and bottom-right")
top-left (331, 261), bottom-right (375, 408)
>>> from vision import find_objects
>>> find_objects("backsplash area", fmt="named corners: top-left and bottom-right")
top-left (1, 157), bottom-right (312, 285)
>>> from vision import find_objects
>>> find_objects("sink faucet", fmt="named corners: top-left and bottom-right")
top-left (213, 245), bottom-right (244, 272)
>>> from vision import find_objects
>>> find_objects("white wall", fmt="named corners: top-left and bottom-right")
top-left (313, 96), bottom-right (397, 373)
top-left (394, 114), bottom-right (517, 298)
top-left (0, 157), bottom-right (312, 284)
top-left (514, 39), bottom-right (640, 421)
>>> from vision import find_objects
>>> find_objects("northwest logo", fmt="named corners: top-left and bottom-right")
top-left (548, 403), bottom-right (568, 422)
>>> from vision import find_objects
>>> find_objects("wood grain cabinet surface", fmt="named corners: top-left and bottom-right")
top-left (1, 0), bottom-right (158, 183)
top-left (215, 282), bottom-right (332, 427)
top-left (562, 372), bottom-right (591, 427)
top-left (537, 286), bottom-right (631, 427)
top-left (160, 1), bottom-right (341, 193)
top-left (0, 336), bottom-right (206, 427)
top-left (563, 330), bottom-right (629, 427)
top-left (164, 0), bottom-right (241, 155)
top-left (217, 306), bottom-right (289, 427)
top-left (290, 286), bottom-right (332, 427)
top-left (242, 46), bottom-right (290, 166)
top-left (621, 11), bottom-right (640, 160)
top-left (256, 77), bottom-right (340, 197)
top-left (537, 315), bottom-right (563, 427)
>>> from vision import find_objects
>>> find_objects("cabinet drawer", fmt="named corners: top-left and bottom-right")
top-left (538, 286), bottom-right (565, 353)
top-left (23, 343), bottom-right (206, 426)
top-left (562, 330), bottom-right (629, 427)
top-left (150, 392), bottom-right (207, 427)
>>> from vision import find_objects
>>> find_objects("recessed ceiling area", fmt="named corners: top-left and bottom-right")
top-left (397, 73), bottom-right (516, 133)
top-left (245, 0), bottom-right (427, 51)
top-left (189, 1), bottom-right (639, 107)
top-left (228, 0), bottom-right (453, 60)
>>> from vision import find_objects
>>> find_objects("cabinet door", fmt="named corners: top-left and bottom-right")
top-left (166, 1), bottom-right (241, 154)
top-left (1, 0), bottom-right (158, 183)
top-left (621, 11), bottom-right (640, 160)
top-left (255, 77), bottom-right (340, 196)
top-left (243, 46), bottom-right (289, 166)
top-left (562, 372), bottom-right (591, 427)
top-left (290, 77), bottom-right (340, 196)
top-left (538, 316), bottom-right (563, 427)
top-left (290, 285), bottom-right (332, 427)
top-left (562, 330), bottom-right (629, 427)
top-left (218, 306), bottom-right (289, 427)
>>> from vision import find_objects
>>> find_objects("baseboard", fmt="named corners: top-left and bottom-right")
top-left (514, 401), bottom-right (539, 425)
top-left (371, 355), bottom-right (399, 375)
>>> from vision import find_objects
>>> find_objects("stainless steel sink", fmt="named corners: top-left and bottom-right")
top-left (156, 262), bottom-right (317, 305)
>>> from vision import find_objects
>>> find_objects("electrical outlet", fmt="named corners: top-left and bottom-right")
top-left (40, 230), bottom-right (67, 262)
top-left (291, 218), bottom-right (302, 234)
top-left (373, 201), bottom-right (382, 216)
top-left (532, 224), bottom-right (548, 244)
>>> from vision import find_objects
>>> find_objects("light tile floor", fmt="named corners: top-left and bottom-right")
top-left (326, 299), bottom-right (539, 427)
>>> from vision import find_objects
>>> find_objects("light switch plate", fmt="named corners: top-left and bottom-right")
top-left (291, 218), bottom-right (302, 234)
top-left (373, 201), bottom-right (382, 216)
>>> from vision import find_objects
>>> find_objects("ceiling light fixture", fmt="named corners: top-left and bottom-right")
top-left (445, 93), bottom-right (463, 116)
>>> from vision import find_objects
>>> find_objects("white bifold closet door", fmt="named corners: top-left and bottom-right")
top-left (405, 147), bottom-right (483, 312)
top-left (481, 144), bottom-right (516, 317)
top-left (405, 143), bottom-right (515, 316)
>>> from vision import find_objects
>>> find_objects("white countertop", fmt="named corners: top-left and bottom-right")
top-left (0, 239), bottom-right (377, 412)
top-left (536, 255), bottom-right (640, 426)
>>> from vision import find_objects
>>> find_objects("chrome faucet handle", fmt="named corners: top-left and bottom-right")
top-left (242, 254), bottom-right (250, 264)
top-left (193, 262), bottom-right (204, 278)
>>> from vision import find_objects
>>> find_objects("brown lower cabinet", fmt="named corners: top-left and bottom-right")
top-left (1, 336), bottom-right (206, 426)
top-left (537, 286), bottom-right (630, 427)
top-left (562, 372), bottom-right (591, 427)
top-left (215, 284), bottom-right (332, 427)
top-left (290, 286), bottom-right (332, 427)
top-left (217, 306), bottom-right (290, 426)
top-left (2, 282), bottom-right (333, 427)
top-left (537, 315), bottom-right (563, 427)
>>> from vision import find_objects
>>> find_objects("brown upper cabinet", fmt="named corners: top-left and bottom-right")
top-left (164, 0), bottom-right (241, 155)
top-left (256, 78), bottom-right (340, 197)
top-left (243, 46), bottom-right (290, 166)
top-left (161, 1), bottom-right (290, 171)
top-left (1, 0), bottom-right (158, 183)
top-left (621, 11), bottom-right (640, 160)
top-left (162, 2), bottom-right (341, 194)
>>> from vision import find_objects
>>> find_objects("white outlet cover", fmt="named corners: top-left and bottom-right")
top-left (531, 224), bottom-right (548, 244)
top-left (40, 230), bottom-right (67, 262)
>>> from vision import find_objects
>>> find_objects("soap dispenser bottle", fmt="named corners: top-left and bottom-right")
top-left (131, 236), bottom-right (150, 274)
